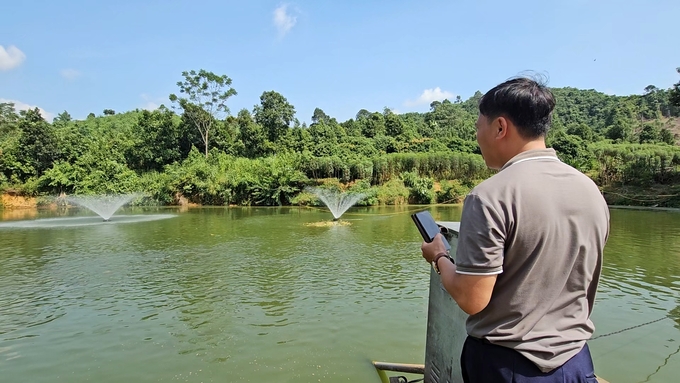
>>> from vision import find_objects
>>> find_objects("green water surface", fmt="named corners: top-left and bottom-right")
top-left (0, 206), bottom-right (678, 383)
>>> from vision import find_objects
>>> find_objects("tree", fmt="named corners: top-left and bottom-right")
top-left (567, 123), bottom-right (595, 142)
top-left (253, 91), bottom-right (295, 143)
top-left (670, 67), bottom-right (680, 108)
top-left (237, 109), bottom-right (268, 158)
top-left (384, 111), bottom-right (405, 137)
top-left (605, 107), bottom-right (634, 142)
top-left (355, 109), bottom-right (371, 121)
top-left (638, 123), bottom-right (660, 144)
top-left (0, 103), bottom-right (19, 144)
top-left (461, 91), bottom-right (484, 114)
top-left (212, 118), bottom-right (242, 156)
top-left (126, 109), bottom-right (185, 172)
top-left (311, 107), bottom-right (330, 124)
top-left (0, 103), bottom-right (20, 183)
top-left (548, 131), bottom-right (592, 171)
top-left (169, 69), bottom-right (237, 157)
top-left (360, 112), bottom-right (385, 138)
top-left (0, 102), bottom-right (18, 126)
top-left (340, 119), bottom-right (361, 137)
top-left (659, 128), bottom-right (675, 145)
top-left (103, 109), bottom-right (116, 116)
top-left (426, 99), bottom-right (476, 141)
top-left (16, 108), bottom-right (60, 179)
top-left (279, 125), bottom-right (312, 153)
top-left (53, 111), bottom-right (72, 124)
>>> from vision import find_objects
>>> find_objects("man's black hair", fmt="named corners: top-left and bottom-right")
top-left (478, 75), bottom-right (556, 138)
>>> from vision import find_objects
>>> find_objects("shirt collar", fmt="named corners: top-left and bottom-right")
top-left (500, 148), bottom-right (559, 171)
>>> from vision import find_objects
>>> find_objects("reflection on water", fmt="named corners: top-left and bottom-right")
top-left (0, 206), bottom-right (678, 383)
top-left (1, 207), bottom-right (39, 221)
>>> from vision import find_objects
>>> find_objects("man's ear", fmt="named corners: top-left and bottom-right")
top-left (496, 116), bottom-right (509, 139)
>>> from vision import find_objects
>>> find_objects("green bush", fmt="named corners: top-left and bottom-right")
top-left (375, 179), bottom-right (410, 205)
top-left (401, 171), bottom-right (435, 204)
top-left (436, 180), bottom-right (470, 203)
top-left (138, 171), bottom-right (176, 205)
top-left (348, 178), bottom-right (379, 206)
top-left (248, 154), bottom-right (309, 206)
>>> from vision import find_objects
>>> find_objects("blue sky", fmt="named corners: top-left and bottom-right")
top-left (1, 0), bottom-right (679, 123)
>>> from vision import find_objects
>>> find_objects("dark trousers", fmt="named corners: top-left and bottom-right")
top-left (461, 336), bottom-right (599, 383)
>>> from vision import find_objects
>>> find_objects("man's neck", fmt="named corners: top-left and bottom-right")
top-left (497, 139), bottom-right (547, 169)
top-left (517, 140), bottom-right (547, 153)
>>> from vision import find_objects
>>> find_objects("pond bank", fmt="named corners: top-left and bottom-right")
top-left (601, 184), bottom-right (680, 208)
top-left (1, 193), bottom-right (38, 209)
top-left (3, 184), bottom-right (680, 213)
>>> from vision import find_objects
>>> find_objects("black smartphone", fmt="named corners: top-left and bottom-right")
top-left (411, 210), bottom-right (451, 251)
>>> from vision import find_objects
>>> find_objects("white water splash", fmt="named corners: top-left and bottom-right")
top-left (64, 193), bottom-right (141, 221)
top-left (306, 187), bottom-right (366, 220)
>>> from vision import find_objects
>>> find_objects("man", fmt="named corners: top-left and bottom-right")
top-left (421, 76), bottom-right (610, 382)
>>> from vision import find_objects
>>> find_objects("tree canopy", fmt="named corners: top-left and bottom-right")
top-left (2, 67), bottom-right (679, 207)
top-left (169, 70), bottom-right (237, 157)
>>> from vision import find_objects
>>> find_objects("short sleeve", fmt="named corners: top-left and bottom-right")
top-left (455, 193), bottom-right (505, 276)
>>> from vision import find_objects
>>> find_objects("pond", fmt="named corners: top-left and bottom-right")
top-left (0, 205), bottom-right (678, 383)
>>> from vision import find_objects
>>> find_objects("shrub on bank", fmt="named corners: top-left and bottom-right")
top-left (436, 180), bottom-right (472, 204)
top-left (375, 178), bottom-right (410, 205)
top-left (401, 171), bottom-right (435, 204)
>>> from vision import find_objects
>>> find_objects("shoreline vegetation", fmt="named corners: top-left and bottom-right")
top-left (2, 69), bottom-right (680, 211)
top-left (3, 183), bottom-right (679, 213)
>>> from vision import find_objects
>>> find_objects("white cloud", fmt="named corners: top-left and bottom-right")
top-left (140, 94), bottom-right (162, 111)
top-left (60, 68), bottom-right (81, 80)
top-left (0, 98), bottom-right (55, 121)
top-left (273, 4), bottom-right (297, 37)
top-left (404, 87), bottom-right (456, 107)
top-left (0, 45), bottom-right (26, 71)
top-left (142, 101), bottom-right (159, 111)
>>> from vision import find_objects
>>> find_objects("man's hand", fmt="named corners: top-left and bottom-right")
top-left (421, 232), bottom-right (448, 263)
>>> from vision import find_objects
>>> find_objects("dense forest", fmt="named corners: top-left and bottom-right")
top-left (2, 68), bottom-right (680, 208)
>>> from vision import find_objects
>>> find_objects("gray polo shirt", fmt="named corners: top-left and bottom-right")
top-left (455, 148), bottom-right (610, 373)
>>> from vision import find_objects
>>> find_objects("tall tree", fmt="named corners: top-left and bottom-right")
top-left (16, 108), bottom-right (60, 179)
top-left (253, 91), bottom-right (295, 143)
top-left (0, 102), bottom-right (18, 126)
top-left (355, 109), bottom-right (371, 121)
top-left (237, 109), bottom-right (268, 158)
top-left (359, 112), bottom-right (385, 138)
top-left (0, 103), bottom-right (19, 137)
top-left (0, 103), bottom-right (20, 183)
top-left (126, 109), bottom-right (185, 172)
top-left (384, 109), bottom-right (405, 137)
top-left (169, 69), bottom-right (237, 157)
top-left (311, 107), bottom-right (330, 125)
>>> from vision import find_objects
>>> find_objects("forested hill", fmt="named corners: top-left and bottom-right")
top-left (2, 68), bottom-right (680, 208)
